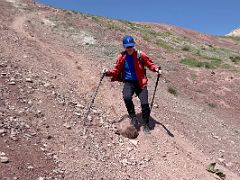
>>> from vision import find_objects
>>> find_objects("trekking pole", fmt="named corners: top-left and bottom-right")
top-left (83, 73), bottom-right (105, 125)
top-left (150, 74), bottom-right (160, 110)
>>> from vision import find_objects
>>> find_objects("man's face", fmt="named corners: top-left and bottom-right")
top-left (126, 46), bottom-right (134, 55)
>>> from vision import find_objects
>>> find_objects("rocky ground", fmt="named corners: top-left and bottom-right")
top-left (0, 0), bottom-right (240, 179)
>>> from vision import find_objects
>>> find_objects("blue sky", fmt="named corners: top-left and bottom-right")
top-left (38, 0), bottom-right (240, 36)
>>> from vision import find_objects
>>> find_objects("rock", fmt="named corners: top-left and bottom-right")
top-left (35, 110), bottom-right (44, 118)
top-left (27, 165), bottom-right (34, 170)
top-left (37, 177), bottom-right (45, 180)
top-left (2, 177), bottom-right (18, 180)
top-left (143, 157), bottom-right (152, 162)
top-left (76, 103), bottom-right (84, 109)
top-left (121, 158), bottom-right (129, 166)
top-left (74, 112), bottom-right (81, 117)
top-left (25, 78), bottom-right (33, 83)
top-left (115, 126), bottom-right (139, 139)
top-left (99, 117), bottom-right (104, 124)
top-left (211, 132), bottom-right (221, 140)
top-left (31, 132), bottom-right (37, 136)
top-left (10, 136), bottom-right (18, 141)
top-left (92, 109), bottom-right (98, 114)
top-left (63, 122), bottom-right (71, 129)
top-left (0, 128), bottom-right (6, 135)
top-left (27, 100), bottom-right (33, 105)
top-left (44, 82), bottom-right (51, 88)
top-left (9, 81), bottom-right (16, 85)
top-left (126, 146), bottom-right (133, 152)
top-left (0, 156), bottom-right (9, 163)
top-left (218, 158), bottom-right (225, 163)
top-left (10, 129), bottom-right (18, 141)
top-left (129, 139), bottom-right (138, 147)
top-left (47, 135), bottom-right (53, 140)
top-left (0, 152), bottom-right (6, 156)
top-left (87, 115), bottom-right (92, 121)
top-left (225, 162), bottom-right (233, 167)
top-left (24, 123), bottom-right (30, 129)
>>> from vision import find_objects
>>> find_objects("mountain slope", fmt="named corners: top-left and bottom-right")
top-left (0, 0), bottom-right (240, 179)
top-left (227, 28), bottom-right (240, 37)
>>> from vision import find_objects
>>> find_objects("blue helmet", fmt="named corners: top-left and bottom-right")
top-left (122, 35), bottom-right (135, 48)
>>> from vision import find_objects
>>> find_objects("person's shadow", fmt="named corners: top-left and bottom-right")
top-left (137, 113), bottom-right (174, 137)
top-left (118, 113), bottom-right (174, 137)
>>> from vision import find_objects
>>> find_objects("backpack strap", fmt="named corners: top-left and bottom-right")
top-left (137, 50), bottom-right (146, 75)
top-left (137, 49), bottom-right (141, 60)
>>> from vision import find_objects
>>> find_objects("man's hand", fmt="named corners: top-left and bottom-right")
top-left (102, 68), bottom-right (109, 76)
top-left (156, 67), bottom-right (162, 75)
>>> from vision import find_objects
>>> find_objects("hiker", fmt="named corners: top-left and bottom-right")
top-left (103, 35), bottom-right (162, 133)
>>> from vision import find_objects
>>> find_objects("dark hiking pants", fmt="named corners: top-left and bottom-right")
top-left (122, 81), bottom-right (150, 125)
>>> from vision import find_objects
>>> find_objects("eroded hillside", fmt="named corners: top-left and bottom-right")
top-left (0, 0), bottom-right (240, 179)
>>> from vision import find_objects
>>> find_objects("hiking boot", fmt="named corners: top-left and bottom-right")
top-left (130, 116), bottom-right (138, 128)
top-left (143, 124), bottom-right (151, 134)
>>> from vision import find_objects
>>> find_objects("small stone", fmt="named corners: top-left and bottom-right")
top-left (126, 146), bottom-right (133, 152)
top-left (0, 128), bottom-right (6, 135)
top-left (121, 158), bottom-right (128, 166)
top-left (28, 100), bottom-right (33, 105)
top-left (0, 152), bottom-right (6, 156)
top-left (24, 124), bottom-right (30, 129)
top-left (27, 165), bottom-right (34, 170)
top-left (24, 134), bottom-right (32, 138)
top-left (40, 147), bottom-right (46, 152)
top-left (44, 83), bottom-right (51, 88)
top-left (218, 158), bottom-right (225, 162)
top-left (35, 110), bottom-right (44, 118)
top-left (76, 103), bottom-right (84, 109)
top-left (129, 139), bottom-right (138, 146)
top-left (211, 132), bottom-right (221, 140)
top-left (99, 117), bottom-right (104, 124)
top-left (31, 132), bottom-right (37, 136)
top-left (144, 157), bottom-right (152, 162)
top-left (37, 177), bottom-right (45, 180)
top-left (63, 122), bottom-right (71, 129)
top-left (87, 115), bottom-right (92, 121)
top-left (10, 130), bottom-right (18, 141)
top-left (92, 109), bottom-right (98, 114)
top-left (10, 136), bottom-right (18, 141)
top-left (9, 81), bottom-right (16, 85)
top-left (47, 135), bottom-right (53, 140)
top-left (25, 78), bottom-right (33, 83)
top-left (74, 112), bottom-right (81, 117)
top-left (1, 156), bottom-right (9, 163)
top-left (225, 162), bottom-right (233, 167)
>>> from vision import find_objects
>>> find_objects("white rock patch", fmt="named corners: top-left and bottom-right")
top-left (42, 18), bottom-right (56, 27)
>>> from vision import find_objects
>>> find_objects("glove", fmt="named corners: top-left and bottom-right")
top-left (156, 67), bottom-right (162, 75)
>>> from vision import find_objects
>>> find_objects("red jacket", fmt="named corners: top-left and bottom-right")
top-left (107, 49), bottom-right (159, 89)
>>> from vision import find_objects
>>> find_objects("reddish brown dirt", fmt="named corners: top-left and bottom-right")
top-left (1, 0), bottom-right (240, 179)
